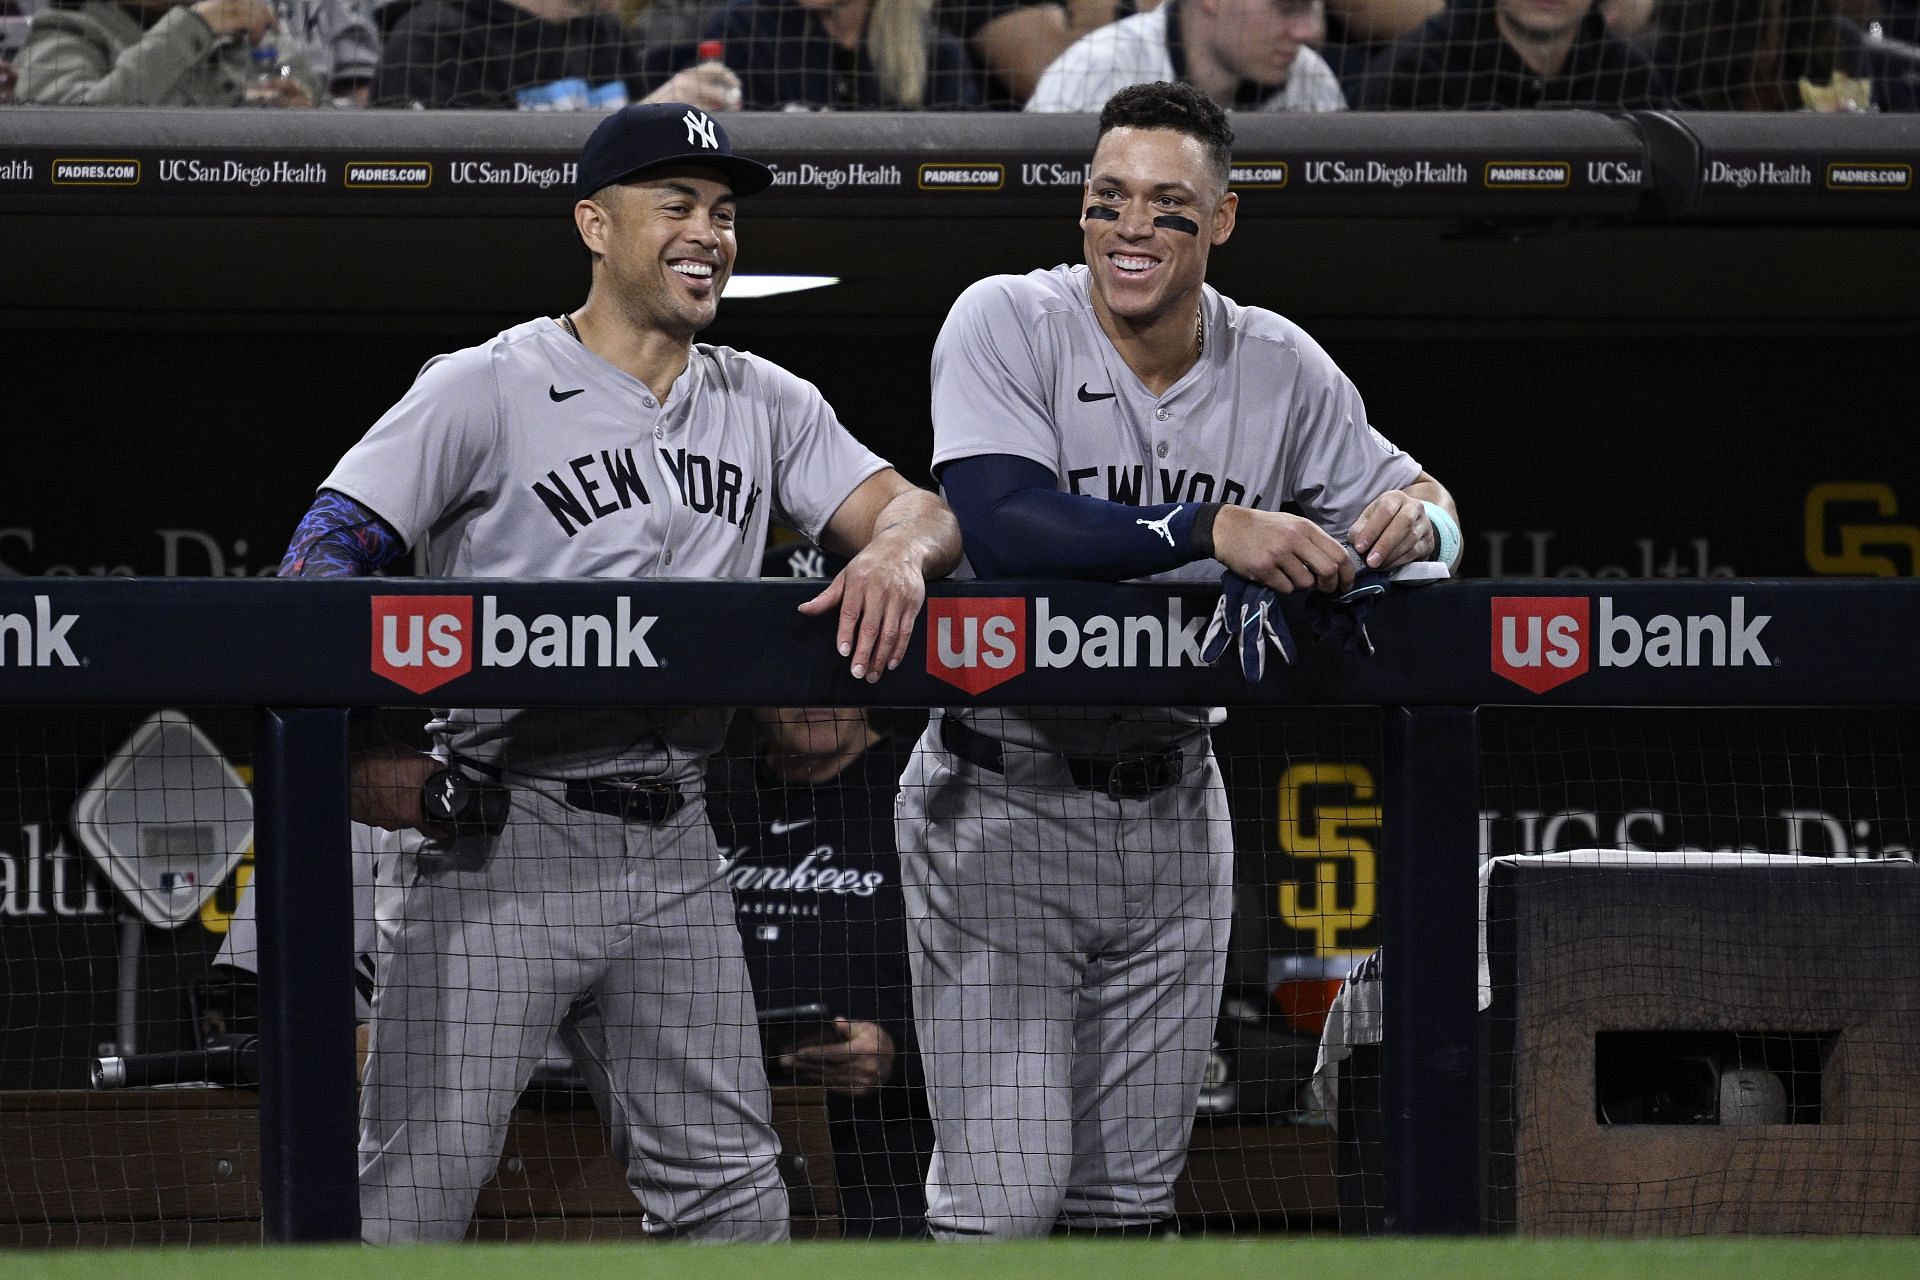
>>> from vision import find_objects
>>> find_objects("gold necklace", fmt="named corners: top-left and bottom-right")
top-left (1195, 305), bottom-right (1204, 361)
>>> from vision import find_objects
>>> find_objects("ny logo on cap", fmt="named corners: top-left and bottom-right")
top-left (684, 110), bottom-right (718, 149)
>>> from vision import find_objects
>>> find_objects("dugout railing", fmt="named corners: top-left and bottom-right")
top-left (1, 575), bottom-right (1914, 1242)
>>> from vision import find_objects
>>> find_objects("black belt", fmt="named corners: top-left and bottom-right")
top-left (939, 716), bottom-right (1183, 802)
top-left (452, 755), bottom-right (685, 826)
top-left (563, 776), bottom-right (686, 825)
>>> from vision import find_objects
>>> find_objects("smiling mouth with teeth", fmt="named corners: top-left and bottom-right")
top-left (672, 262), bottom-right (717, 280)
top-left (1111, 255), bottom-right (1159, 275)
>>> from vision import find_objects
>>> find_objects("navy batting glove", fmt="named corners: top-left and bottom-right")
top-left (1201, 571), bottom-right (1296, 683)
top-left (1305, 568), bottom-right (1389, 656)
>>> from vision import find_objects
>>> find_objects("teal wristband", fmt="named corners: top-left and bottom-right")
top-left (1422, 501), bottom-right (1461, 569)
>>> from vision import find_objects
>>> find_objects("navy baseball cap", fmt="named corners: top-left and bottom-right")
top-left (576, 103), bottom-right (774, 200)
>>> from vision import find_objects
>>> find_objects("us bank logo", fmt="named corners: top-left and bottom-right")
top-left (925, 595), bottom-right (1211, 694)
top-left (1491, 595), bottom-right (1774, 695)
top-left (372, 595), bottom-right (473, 694)
top-left (370, 594), bottom-right (660, 694)
top-left (1491, 597), bottom-right (1588, 694)
top-left (927, 598), bottom-right (1026, 695)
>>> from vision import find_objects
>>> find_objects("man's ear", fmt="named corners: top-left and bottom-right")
top-left (1212, 189), bottom-right (1238, 247)
top-left (574, 196), bottom-right (610, 256)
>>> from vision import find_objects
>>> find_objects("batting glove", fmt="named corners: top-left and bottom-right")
top-left (1304, 569), bottom-right (1389, 657)
top-left (1201, 571), bottom-right (1297, 683)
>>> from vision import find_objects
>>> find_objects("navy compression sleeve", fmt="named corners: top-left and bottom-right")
top-left (279, 489), bottom-right (407, 577)
top-left (940, 454), bottom-right (1220, 580)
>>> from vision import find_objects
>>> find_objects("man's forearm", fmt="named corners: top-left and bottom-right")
top-left (868, 486), bottom-right (964, 581)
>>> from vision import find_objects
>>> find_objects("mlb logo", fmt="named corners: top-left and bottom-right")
top-left (1491, 597), bottom-right (1589, 694)
top-left (371, 595), bottom-right (473, 694)
top-left (158, 871), bottom-right (198, 893)
top-left (926, 597), bottom-right (1026, 695)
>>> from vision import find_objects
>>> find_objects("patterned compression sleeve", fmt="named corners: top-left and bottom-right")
top-left (939, 453), bottom-right (1217, 580)
top-left (279, 489), bottom-right (407, 577)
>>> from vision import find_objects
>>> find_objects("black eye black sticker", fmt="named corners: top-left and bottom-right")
top-left (1084, 206), bottom-right (1119, 221)
top-left (1152, 214), bottom-right (1200, 236)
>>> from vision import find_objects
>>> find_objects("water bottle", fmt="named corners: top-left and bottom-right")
top-left (245, 39), bottom-right (297, 106)
top-left (696, 39), bottom-right (741, 109)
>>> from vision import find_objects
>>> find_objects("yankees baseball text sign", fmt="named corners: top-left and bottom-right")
top-left (1491, 595), bottom-right (1774, 694)
top-left (371, 595), bottom-right (660, 693)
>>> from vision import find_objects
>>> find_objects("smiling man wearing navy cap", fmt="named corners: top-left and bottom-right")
top-left (277, 101), bottom-right (959, 1243)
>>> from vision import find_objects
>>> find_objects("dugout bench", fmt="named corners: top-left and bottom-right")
top-left (0, 1087), bottom-right (1335, 1243)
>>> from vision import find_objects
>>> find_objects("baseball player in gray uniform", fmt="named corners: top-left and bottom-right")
top-left (279, 102), bottom-right (960, 1243)
top-left (895, 81), bottom-right (1460, 1239)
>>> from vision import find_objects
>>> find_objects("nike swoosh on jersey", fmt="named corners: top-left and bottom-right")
top-left (768, 818), bottom-right (814, 836)
top-left (1077, 384), bottom-right (1117, 403)
top-left (549, 385), bottom-right (586, 402)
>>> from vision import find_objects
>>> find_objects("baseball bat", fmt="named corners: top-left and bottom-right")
top-left (92, 1034), bottom-right (260, 1089)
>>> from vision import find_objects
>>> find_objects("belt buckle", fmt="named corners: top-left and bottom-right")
top-left (1104, 755), bottom-right (1159, 802)
top-left (599, 775), bottom-right (679, 823)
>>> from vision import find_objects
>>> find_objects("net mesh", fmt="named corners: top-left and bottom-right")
top-left (1, 0), bottom-right (1912, 111)
top-left (5, 697), bottom-right (1920, 1240)
top-left (1321, 707), bottom-right (1920, 1236)
top-left (0, 700), bottom-right (1359, 1243)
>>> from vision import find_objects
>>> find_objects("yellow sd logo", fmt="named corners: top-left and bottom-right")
top-left (1806, 483), bottom-right (1920, 576)
top-left (1276, 763), bottom-right (1378, 953)
top-left (198, 765), bottom-right (254, 935)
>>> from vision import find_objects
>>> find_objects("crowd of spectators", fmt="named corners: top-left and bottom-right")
top-left (0, 0), bottom-right (1914, 112)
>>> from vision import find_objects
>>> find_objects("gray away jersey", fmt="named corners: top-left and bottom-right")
top-left (326, 317), bottom-right (888, 775)
top-left (930, 264), bottom-right (1423, 752)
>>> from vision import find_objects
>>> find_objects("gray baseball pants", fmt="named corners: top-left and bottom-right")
top-left (357, 779), bottom-right (789, 1243)
top-left (895, 724), bottom-right (1233, 1239)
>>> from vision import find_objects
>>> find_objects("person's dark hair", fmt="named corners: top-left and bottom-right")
top-left (1095, 82), bottom-right (1235, 193)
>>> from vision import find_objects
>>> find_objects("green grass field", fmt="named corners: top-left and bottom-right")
top-left (4, 1239), bottom-right (1916, 1280)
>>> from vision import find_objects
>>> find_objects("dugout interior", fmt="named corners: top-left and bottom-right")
top-left (0, 105), bottom-right (1917, 1244)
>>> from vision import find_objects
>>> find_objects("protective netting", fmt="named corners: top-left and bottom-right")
top-left (9, 698), bottom-right (1920, 1242)
top-left (1, 0), bottom-right (1913, 111)
top-left (1318, 707), bottom-right (1920, 1236)
top-left (0, 701), bottom-right (1366, 1242)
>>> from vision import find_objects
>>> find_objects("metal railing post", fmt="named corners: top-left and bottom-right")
top-left (1379, 704), bottom-right (1482, 1233)
top-left (253, 707), bottom-right (360, 1242)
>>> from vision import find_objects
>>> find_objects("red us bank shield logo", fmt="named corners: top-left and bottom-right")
top-left (372, 595), bottom-right (473, 694)
top-left (926, 597), bottom-right (1026, 695)
top-left (1491, 597), bottom-right (1589, 694)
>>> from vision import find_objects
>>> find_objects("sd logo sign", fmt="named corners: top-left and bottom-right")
top-left (372, 595), bottom-right (472, 694)
top-left (1491, 596), bottom-right (1587, 694)
top-left (927, 597), bottom-right (1025, 695)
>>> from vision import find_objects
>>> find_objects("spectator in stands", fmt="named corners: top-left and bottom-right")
top-left (1352, 0), bottom-right (1669, 108)
top-left (1026, 0), bottom-right (1345, 111)
top-left (273, 0), bottom-right (378, 102)
top-left (675, 0), bottom-right (981, 108)
top-left (1644, 0), bottom-right (1918, 110)
top-left (934, 0), bottom-right (1117, 105)
top-left (12, 0), bottom-right (322, 104)
top-left (704, 542), bottom-right (934, 1239)
top-left (371, 0), bottom-right (740, 108)
top-left (1314, 0), bottom-right (1434, 97)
